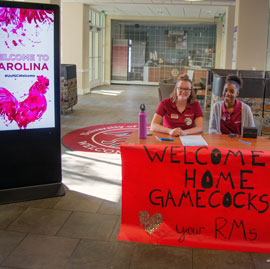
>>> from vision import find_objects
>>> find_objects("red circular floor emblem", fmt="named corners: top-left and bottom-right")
top-left (62, 123), bottom-right (142, 154)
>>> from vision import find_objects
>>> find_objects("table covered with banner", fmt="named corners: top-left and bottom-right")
top-left (118, 132), bottom-right (270, 253)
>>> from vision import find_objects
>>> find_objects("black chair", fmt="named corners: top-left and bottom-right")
top-left (262, 71), bottom-right (270, 135)
top-left (238, 71), bottom-right (265, 135)
top-left (158, 82), bottom-right (175, 101)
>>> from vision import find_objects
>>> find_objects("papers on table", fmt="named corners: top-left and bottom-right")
top-left (180, 135), bottom-right (208, 146)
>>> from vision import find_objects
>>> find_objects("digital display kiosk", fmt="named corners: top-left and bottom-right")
top-left (0, 1), bottom-right (64, 203)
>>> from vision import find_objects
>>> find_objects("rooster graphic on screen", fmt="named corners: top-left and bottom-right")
top-left (0, 75), bottom-right (49, 129)
top-left (0, 7), bottom-right (54, 48)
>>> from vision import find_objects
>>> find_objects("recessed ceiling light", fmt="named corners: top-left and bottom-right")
top-left (184, 0), bottom-right (205, 2)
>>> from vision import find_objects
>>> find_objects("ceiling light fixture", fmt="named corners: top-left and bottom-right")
top-left (184, 0), bottom-right (205, 2)
top-left (157, 9), bottom-right (164, 16)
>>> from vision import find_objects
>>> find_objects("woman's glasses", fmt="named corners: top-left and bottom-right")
top-left (176, 87), bottom-right (191, 92)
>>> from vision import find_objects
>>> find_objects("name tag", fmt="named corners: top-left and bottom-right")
top-left (171, 114), bottom-right (178, 119)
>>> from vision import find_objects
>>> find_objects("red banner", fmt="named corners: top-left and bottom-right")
top-left (118, 144), bottom-right (270, 253)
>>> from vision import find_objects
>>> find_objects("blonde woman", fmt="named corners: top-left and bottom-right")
top-left (151, 74), bottom-right (204, 136)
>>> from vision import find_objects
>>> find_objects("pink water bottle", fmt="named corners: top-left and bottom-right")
top-left (139, 104), bottom-right (147, 139)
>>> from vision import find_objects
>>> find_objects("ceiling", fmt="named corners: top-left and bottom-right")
top-left (62, 0), bottom-right (235, 19)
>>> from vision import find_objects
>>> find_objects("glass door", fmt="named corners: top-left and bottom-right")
top-left (89, 10), bottom-right (104, 89)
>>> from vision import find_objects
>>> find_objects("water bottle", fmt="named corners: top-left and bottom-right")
top-left (139, 104), bottom-right (147, 139)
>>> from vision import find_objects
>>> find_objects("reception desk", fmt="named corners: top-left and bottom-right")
top-left (118, 131), bottom-right (270, 253)
top-left (144, 65), bottom-right (207, 84)
top-left (123, 131), bottom-right (270, 150)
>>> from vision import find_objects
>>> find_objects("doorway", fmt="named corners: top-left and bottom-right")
top-left (89, 10), bottom-right (104, 89)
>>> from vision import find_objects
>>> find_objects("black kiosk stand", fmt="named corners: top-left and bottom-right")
top-left (0, 1), bottom-right (64, 204)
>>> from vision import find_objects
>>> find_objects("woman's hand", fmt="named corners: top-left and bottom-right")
top-left (181, 130), bottom-right (188, 136)
top-left (169, 128), bottom-right (189, 136)
top-left (169, 127), bottom-right (183, 136)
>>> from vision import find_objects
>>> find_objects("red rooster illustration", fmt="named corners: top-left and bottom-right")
top-left (0, 76), bottom-right (49, 129)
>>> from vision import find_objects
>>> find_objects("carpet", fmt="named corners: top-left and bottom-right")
top-left (62, 123), bottom-right (140, 154)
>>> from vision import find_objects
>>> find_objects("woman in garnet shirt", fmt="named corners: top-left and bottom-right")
top-left (151, 74), bottom-right (204, 136)
top-left (209, 74), bottom-right (255, 135)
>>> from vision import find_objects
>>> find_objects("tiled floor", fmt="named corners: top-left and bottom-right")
top-left (0, 84), bottom-right (270, 268)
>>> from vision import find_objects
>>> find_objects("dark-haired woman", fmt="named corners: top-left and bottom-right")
top-left (151, 74), bottom-right (204, 136)
top-left (209, 74), bottom-right (255, 135)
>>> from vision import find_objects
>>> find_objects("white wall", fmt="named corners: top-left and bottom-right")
top-left (234, 0), bottom-right (268, 70)
top-left (61, 3), bottom-right (90, 94)
top-left (223, 6), bottom-right (235, 69)
top-left (23, 0), bottom-right (60, 4)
